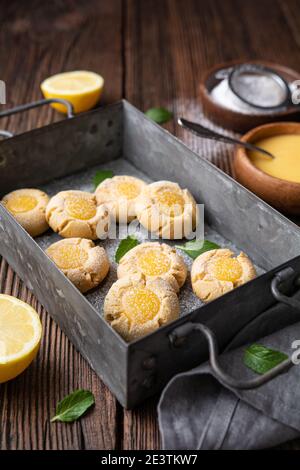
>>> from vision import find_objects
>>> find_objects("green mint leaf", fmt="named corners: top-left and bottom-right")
top-left (115, 235), bottom-right (139, 263)
top-left (145, 107), bottom-right (173, 124)
top-left (175, 239), bottom-right (220, 260)
top-left (115, 235), bottom-right (140, 263)
top-left (244, 344), bottom-right (288, 375)
top-left (93, 170), bottom-right (113, 189)
top-left (51, 389), bottom-right (95, 423)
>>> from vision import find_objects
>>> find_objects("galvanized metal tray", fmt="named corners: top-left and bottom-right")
top-left (1, 99), bottom-right (300, 408)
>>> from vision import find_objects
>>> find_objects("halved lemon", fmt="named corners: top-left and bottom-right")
top-left (0, 294), bottom-right (42, 383)
top-left (41, 70), bottom-right (104, 114)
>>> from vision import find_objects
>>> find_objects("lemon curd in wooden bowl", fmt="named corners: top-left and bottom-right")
top-left (249, 134), bottom-right (300, 183)
top-left (233, 122), bottom-right (300, 215)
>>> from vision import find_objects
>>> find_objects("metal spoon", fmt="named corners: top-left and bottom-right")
top-left (178, 118), bottom-right (275, 159)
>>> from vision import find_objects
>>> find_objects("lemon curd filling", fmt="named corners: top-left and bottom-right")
top-left (117, 182), bottom-right (140, 199)
top-left (249, 134), bottom-right (300, 183)
top-left (210, 257), bottom-right (242, 283)
top-left (65, 195), bottom-right (96, 220)
top-left (137, 249), bottom-right (171, 276)
top-left (156, 190), bottom-right (185, 216)
top-left (50, 245), bottom-right (88, 270)
top-left (6, 195), bottom-right (38, 214)
top-left (123, 287), bottom-right (160, 323)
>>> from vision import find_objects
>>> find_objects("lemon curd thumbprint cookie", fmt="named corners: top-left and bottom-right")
top-left (135, 181), bottom-right (198, 239)
top-left (46, 238), bottom-right (109, 293)
top-left (191, 248), bottom-right (256, 303)
top-left (95, 175), bottom-right (147, 223)
top-left (117, 242), bottom-right (187, 293)
top-left (46, 190), bottom-right (110, 239)
top-left (104, 277), bottom-right (179, 341)
top-left (2, 188), bottom-right (49, 237)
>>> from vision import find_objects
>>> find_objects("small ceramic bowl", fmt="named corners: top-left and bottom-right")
top-left (233, 122), bottom-right (300, 215)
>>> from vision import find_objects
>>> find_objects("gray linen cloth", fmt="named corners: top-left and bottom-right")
top-left (158, 309), bottom-right (300, 449)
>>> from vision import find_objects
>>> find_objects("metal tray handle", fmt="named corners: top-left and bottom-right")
top-left (169, 322), bottom-right (292, 390)
top-left (0, 98), bottom-right (74, 137)
top-left (169, 267), bottom-right (299, 390)
top-left (271, 267), bottom-right (300, 310)
top-left (0, 130), bottom-right (13, 138)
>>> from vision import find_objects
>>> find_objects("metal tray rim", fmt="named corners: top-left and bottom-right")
top-left (2, 99), bottom-right (300, 407)
top-left (1, 99), bottom-right (300, 349)
top-left (0, 100), bottom-right (124, 146)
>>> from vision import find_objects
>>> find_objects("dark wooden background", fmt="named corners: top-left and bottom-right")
top-left (1, 0), bottom-right (300, 450)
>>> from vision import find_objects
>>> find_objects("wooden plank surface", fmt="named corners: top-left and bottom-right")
top-left (1, 0), bottom-right (300, 450)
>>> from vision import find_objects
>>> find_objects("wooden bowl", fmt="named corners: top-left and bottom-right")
top-left (199, 60), bottom-right (300, 133)
top-left (233, 122), bottom-right (300, 215)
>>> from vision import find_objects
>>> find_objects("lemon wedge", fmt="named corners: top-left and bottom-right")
top-left (0, 294), bottom-right (42, 383)
top-left (41, 71), bottom-right (104, 114)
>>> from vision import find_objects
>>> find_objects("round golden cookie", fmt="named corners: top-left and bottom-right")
top-left (46, 190), bottom-right (109, 239)
top-left (135, 181), bottom-right (198, 239)
top-left (46, 238), bottom-right (109, 293)
top-left (117, 242), bottom-right (187, 293)
top-left (104, 276), bottom-right (179, 342)
top-left (95, 175), bottom-right (147, 223)
top-left (1, 188), bottom-right (49, 237)
top-left (191, 248), bottom-right (256, 303)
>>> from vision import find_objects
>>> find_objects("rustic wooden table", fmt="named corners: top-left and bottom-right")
top-left (1, 0), bottom-right (300, 450)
